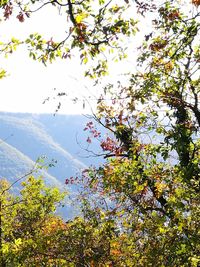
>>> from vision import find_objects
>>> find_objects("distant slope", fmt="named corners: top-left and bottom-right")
top-left (35, 113), bottom-right (101, 165)
top-left (0, 138), bottom-right (82, 218)
top-left (0, 138), bottom-right (62, 188)
top-left (0, 112), bottom-right (104, 219)
top-left (0, 112), bottom-right (90, 185)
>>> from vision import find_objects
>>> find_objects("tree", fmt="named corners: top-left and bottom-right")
top-left (78, 1), bottom-right (200, 266)
top-left (0, 0), bottom-right (200, 266)
top-left (0, 0), bottom-right (139, 79)
top-left (0, 175), bottom-right (67, 266)
top-left (0, 175), bottom-right (124, 266)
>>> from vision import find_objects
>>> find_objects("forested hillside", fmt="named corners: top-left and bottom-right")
top-left (0, 112), bottom-right (100, 186)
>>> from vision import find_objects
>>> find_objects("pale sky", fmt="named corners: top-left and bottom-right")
top-left (0, 6), bottom-right (95, 114)
top-left (0, 3), bottom-right (151, 114)
top-left (0, 1), bottom-right (196, 114)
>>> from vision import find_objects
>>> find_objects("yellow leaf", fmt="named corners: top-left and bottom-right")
top-left (76, 13), bottom-right (88, 23)
top-left (0, 69), bottom-right (6, 79)
top-left (14, 238), bottom-right (22, 246)
top-left (83, 57), bottom-right (88, 64)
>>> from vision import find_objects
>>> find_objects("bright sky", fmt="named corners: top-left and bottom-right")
top-left (0, 0), bottom-right (196, 114)
top-left (0, 3), bottom-right (150, 114)
top-left (0, 6), bottom-right (97, 114)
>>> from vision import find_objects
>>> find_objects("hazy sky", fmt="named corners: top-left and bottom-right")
top-left (0, 6), bottom-right (97, 114)
top-left (0, 3), bottom-right (147, 114)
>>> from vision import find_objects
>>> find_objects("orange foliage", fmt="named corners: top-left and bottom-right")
top-left (149, 41), bottom-right (168, 52)
top-left (110, 249), bottom-right (121, 256)
top-left (192, 0), bottom-right (200, 6)
top-left (169, 11), bottom-right (179, 20)
top-left (42, 217), bottom-right (67, 235)
top-left (110, 241), bottom-right (122, 256)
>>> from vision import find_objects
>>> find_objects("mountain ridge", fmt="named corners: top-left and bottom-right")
top-left (0, 112), bottom-right (97, 187)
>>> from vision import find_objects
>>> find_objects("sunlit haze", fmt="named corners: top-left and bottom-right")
top-left (0, 4), bottom-right (147, 114)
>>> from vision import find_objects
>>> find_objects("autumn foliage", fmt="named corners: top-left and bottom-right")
top-left (192, 0), bottom-right (200, 7)
top-left (0, 0), bottom-right (200, 266)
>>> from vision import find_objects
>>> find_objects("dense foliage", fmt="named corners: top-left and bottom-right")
top-left (79, 1), bottom-right (200, 266)
top-left (0, 0), bottom-right (200, 266)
